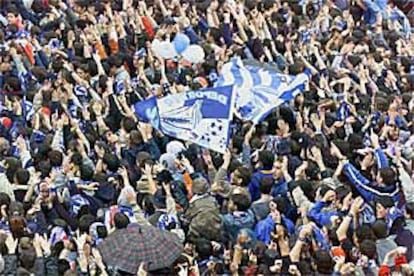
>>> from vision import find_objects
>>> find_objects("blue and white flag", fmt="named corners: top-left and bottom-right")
top-left (215, 58), bottom-right (310, 124)
top-left (134, 86), bottom-right (235, 153)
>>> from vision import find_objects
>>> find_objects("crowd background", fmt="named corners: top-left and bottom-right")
top-left (0, 0), bottom-right (413, 275)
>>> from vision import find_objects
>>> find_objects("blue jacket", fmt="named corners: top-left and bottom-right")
top-left (249, 170), bottom-right (274, 201)
top-left (343, 149), bottom-right (401, 203)
top-left (255, 214), bottom-right (295, 244)
top-left (272, 179), bottom-right (288, 197)
top-left (222, 210), bottom-right (255, 243)
top-left (308, 201), bottom-right (340, 227)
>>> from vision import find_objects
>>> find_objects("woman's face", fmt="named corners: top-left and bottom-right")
top-left (39, 182), bottom-right (50, 200)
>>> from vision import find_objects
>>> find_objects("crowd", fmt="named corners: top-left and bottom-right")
top-left (0, 0), bottom-right (413, 275)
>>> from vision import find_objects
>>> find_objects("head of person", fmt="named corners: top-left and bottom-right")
top-left (371, 220), bottom-right (388, 239)
top-left (230, 166), bottom-right (251, 187)
top-left (228, 189), bottom-right (251, 213)
top-left (405, 202), bottom-right (414, 220)
top-left (313, 250), bottom-right (333, 274)
top-left (259, 177), bottom-right (274, 196)
top-left (107, 54), bottom-right (124, 76)
top-left (258, 150), bottom-right (275, 170)
top-left (6, 6), bottom-right (19, 26)
top-left (375, 196), bottom-right (394, 219)
top-left (48, 150), bottom-right (63, 167)
top-left (114, 213), bottom-right (130, 229)
top-left (334, 185), bottom-right (352, 210)
top-left (359, 239), bottom-right (377, 260)
top-left (272, 158), bottom-right (284, 180)
top-left (102, 153), bottom-right (121, 173)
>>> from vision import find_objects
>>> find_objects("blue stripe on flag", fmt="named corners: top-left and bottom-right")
top-left (215, 57), bottom-right (310, 124)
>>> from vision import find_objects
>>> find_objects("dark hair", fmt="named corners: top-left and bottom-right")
top-left (5, 157), bottom-right (22, 182)
top-left (379, 168), bottom-right (397, 185)
top-left (313, 250), bottom-right (333, 274)
top-left (406, 202), bottom-right (414, 218)
top-left (259, 177), bottom-right (274, 195)
top-left (121, 117), bottom-right (137, 133)
top-left (375, 196), bottom-right (395, 209)
top-left (272, 196), bottom-right (287, 214)
top-left (372, 220), bottom-right (388, 239)
top-left (80, 165), bottom-right (94, 181)
top-left (96, 225), bottom-right (108, 239)
top-left (7, 6), bottom-right (19, 16)
top-left (58, 259), bottom-right (70, 276)
top-left (78, 214), bottom-right (95, 234)
top-left (318, 185), bottom-right (333, 199)
top-left (230, 192), bottom-right (251, 212)
top-left (15, 168), bottom-right (30, 185)
top-left (335, 185), bottom-right (351, 203)
top-left (70, 152), bottom-right (83, 166)
top-left (108, 54), bottom-right (124, 68)
top-left (259, 150), bottom-right (274, 170)
top-left (48, 150), bottom-right (63, 167)
top-left (114, 213), bottom-right (130, 229)
top-left (194, 238), bottom-right (213, 260)
top-left (103, 153), bottom-right (120, 173)
top-left (355, 224), bottom-right (375, 244)
top-left (235, 166), bottom-right (252, 187)
top-left (360, 239), bottom-right (377, 259)
top-left (328, 228), bottom-right (340, 246)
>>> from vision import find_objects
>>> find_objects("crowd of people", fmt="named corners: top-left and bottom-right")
top-left (0, 0), bottom-right (413, 275)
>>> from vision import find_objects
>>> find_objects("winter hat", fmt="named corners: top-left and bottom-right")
top-left (166, 141), bottom-right (186, 156)
top-left (159, 153), bottom-right (176, 172)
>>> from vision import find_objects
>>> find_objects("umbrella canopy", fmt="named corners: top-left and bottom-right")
top-left (98, 224), bottom-right (183, 274)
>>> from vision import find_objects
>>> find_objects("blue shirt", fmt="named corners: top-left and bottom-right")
top-left (363, 0), bottom-right (381, 26)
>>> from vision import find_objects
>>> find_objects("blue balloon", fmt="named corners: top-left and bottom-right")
top-left (173, 33), bottom-right (190, 54)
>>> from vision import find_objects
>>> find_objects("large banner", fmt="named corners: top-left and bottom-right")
top-left (215, 58), bottom-right (310, 124)
top-left (134, 86), bottom-right (235, 153)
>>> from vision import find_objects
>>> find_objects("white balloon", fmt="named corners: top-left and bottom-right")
top-left (154, 41), bottom-right (177, 59)
top-left (182, 45), bottom-right (205, 64)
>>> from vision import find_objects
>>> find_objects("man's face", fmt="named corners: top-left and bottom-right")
top-left (7, 13), bottom-right (17, 25)
top-left (376, 203), bottom-right (387, 218)
top-left (39, 183), bottom-right (50, 200)
top-left (273, 161), bottom-right (283, 180)
top-left (230, 169), bottom-right (241, 185)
